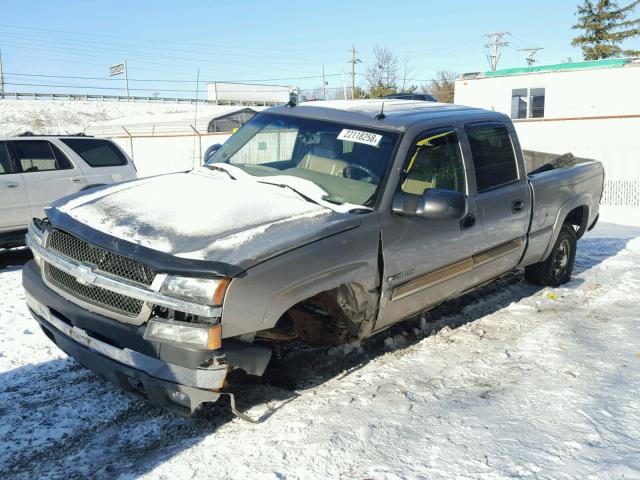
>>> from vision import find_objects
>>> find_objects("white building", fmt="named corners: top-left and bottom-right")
top-left (455, 58), bottom-right (640, 207)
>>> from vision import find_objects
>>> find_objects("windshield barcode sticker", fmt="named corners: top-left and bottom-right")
top-left (337, 129), bottom-right (382, 147)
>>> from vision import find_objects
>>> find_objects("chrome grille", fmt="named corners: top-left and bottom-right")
top-left (46, 263), bottom-right (144, 317)
top-left (47, 229), bottom-right (154, 286)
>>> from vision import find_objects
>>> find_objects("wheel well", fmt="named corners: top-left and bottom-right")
top-left (564, 205), bottom-right (588, 239)
top-left (267, 283), bottom-right (378, 346)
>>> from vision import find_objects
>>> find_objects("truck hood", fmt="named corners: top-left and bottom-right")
top-left (49, 171), bottom-right (361, 270)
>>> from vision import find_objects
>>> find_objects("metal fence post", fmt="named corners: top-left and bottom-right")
top-left (190, 125), bottom-right (202, 170)
top-left (122, 127), bottom-right (134, 162)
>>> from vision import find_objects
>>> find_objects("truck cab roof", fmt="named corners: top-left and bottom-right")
top-left (268, 99), bottom-right (498, 132)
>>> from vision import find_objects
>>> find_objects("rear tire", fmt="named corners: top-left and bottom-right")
top-left (524, 224), bottom-right (577, 286)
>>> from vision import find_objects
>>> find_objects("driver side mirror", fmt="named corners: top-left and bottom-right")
top-left (392, 188), bottom-right (467, 220)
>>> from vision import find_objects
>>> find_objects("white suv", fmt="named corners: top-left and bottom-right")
top-left (0, 135), bottom-right (137, 248)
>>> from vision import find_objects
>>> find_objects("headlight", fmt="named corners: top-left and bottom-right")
top-left (27, 219), bottom-right (45, 245)
top-left (159, 275), bottom-right (230, 306)
top-left (143, 318), bottom-right (222, 350)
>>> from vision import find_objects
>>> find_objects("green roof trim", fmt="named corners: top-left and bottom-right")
top-left (484, 58), bottom-right (631, 77)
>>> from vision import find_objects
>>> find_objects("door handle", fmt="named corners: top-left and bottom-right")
top-left (460, 214), bottom-right (476, 230)
top-left (71, 177), bottom-right (82, 183)
top-left (6, 182), bottom-right (19, 188)
top-left (512, 200), bottom-right (524, 213)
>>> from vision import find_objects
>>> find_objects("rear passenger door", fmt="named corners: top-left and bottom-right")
top-left (0, 141), bottom-right (30, 231)
top-left (462, 122), bottom-right (530, 283)
top-left (9, 140), bottom-right (87, 218)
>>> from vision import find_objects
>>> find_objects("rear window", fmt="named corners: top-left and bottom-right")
top-left (61, 139), bottom-right (128, 167)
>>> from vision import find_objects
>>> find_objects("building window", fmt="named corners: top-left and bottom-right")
top-left (511, 89), bottom-right (528, 119)
top-left (529, 88), bottom-right (545, 118)
top-left (510, 88), bottom-right (545, 119)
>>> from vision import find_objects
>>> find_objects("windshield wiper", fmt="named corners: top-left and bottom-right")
top-left (257, 180), bottom-right (323, 207)
top-left (204, 163), bottom-right (237, 180)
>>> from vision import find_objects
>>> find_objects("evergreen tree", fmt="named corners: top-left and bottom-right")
top-left (572, 0), bottom-right (640, 59)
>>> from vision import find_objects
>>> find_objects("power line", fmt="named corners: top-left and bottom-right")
top-left (0, 23), bottom-right (341, 55)
top-left (0, 38), bottom-right (327, 69)
top-left (3, 71), bottom-right (344, 84)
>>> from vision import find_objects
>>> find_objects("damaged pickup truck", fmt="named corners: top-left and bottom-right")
top-left (23, 99), bottom-right (604, 417)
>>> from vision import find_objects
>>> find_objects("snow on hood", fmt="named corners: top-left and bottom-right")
top-left (51, 171), bottom-right (360, 268)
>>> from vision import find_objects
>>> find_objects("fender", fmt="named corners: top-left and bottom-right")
top-left (220, 216), bottom-right (381, 339)
top-left (541, 193), bottom-right (591, 261)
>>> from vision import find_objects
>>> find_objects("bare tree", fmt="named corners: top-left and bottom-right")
top-left (423, 70), bottom-right (457, 103)
top-left (399, 57), bottom-right (416, 93)
top-left (366, 46), bottom-right (398, 97)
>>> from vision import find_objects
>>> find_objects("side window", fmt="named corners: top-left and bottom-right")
top-left (11, 141), bottom-right (73, 173)
top-left (401, 129), bottom-right (466, 195)
top-left (61, 139), bottom-right (128, 167)
top-left (465, 123), bottom-right (518, 193)
top-left (0, 142), bottom-right (14, 175)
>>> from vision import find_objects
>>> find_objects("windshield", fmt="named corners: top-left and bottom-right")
top-left (206, 113), bottom-right (399, 207)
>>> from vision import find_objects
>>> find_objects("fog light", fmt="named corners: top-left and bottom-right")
top-left (143, 318), bottom-right (222, 350)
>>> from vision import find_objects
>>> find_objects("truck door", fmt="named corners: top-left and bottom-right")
top-left (461, 122), bottom-right (530, 286)
top-left (9, 140), bottom-right (87, 219)
top-left (0, 141), bottom-right (30, 232)
top-left (375, 127), bottom-right (483, 331)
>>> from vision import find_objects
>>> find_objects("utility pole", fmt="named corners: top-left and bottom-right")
top-left (484, 32), bottom-right (510, 71)
top-left (124, 60), bottom-right (130, 97)
top-left (322, 65), bottom-right (327, 100)
top-left (0, 47), bottom-right (4, 97)
top-left (350, 46), bottom-right (361, 99)
top-left (518, 47), bottom-right (544, 66)
top-left (341, 71), bottom-right (347, 100)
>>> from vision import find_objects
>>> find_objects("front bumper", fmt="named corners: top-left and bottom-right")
top-left (23, 260), bottom-right (229, 413)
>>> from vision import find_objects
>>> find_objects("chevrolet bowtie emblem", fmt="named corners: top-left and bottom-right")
top-left (75, 265), bottom-right (97, 286)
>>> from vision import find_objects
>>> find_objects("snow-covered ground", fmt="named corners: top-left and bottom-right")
top-left (1, 219), bottom-right (639, 480)
top-left (0, 99), bottom-right (235, 137)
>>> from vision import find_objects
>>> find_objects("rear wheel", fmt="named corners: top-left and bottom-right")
top-left (525, 224), bottom-right (577, 286)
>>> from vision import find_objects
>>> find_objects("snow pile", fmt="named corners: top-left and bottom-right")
top-left (1, 222), bottom-right (639, 479)
top-left (0, 99), bottom-right (238, 137)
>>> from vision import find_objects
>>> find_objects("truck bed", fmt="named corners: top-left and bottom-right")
top-left (520, 158), bottom-right (604, 267)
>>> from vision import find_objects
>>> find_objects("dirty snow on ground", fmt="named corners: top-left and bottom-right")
top-left (1, 221), bottom-right (639, 480)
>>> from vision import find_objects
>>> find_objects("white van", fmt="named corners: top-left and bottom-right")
top-left (0, 135), bottom-right (137, 248)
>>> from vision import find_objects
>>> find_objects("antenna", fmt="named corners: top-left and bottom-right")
top-left (518, 47), bottom-right (544, 66)
top-left (375, 102), bottom-right (385, 120)
top-left (484, 32), bottom-right (510, 71)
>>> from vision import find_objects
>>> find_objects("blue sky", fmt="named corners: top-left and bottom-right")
top-left (0, 0), bottom-right (636, 97)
